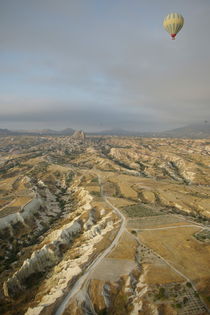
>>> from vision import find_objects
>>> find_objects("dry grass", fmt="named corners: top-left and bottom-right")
top-left (91, 200), bottom-right (112, 211)
top-left (47, 164), bottom-right (70, 173)
top-left (118, 182), bottom-right (138, 199)
top-left (144, 264), bottom-right (184, 285)
top-left (108, 175), bottom-right (138, 199)
top-left (127, 215), bottom-right (195, 230)
top-left (63, 300), bottom-right (82, 315)
top-left (106, 197), bottom-right (136, 208)
top-left (123, 204), bottom-right (163, 218)
top-left (0, 206), bottom-right (19, 218)
top-left (86, 185), bottom-right (100, 193)
top-left (88, 279), bottom-right (106, 311)
top-left (0, 176), bottom-right (19, 190)
top-left (0, 196), bottom-right (33, 217)
top-left (23, 157), bottom-right (43, 165)
top-left (108, 231), bottom-right (137, 260)
top-left (0, 198), bottom-right (13, 208)
top-left (134, 178), bottom-right (210, 218)
top-left (141, 221), bottom-right (198, 229)
top-left (12, 196), bottom-right (33, 207)
top-left (138, 226), bottom-right (210, 286)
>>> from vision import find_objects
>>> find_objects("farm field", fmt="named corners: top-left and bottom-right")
top-left (138, 225), bottom-right (210, 305)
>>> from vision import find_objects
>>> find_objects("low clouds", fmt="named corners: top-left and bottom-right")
top-left (0, 0), bottom-right (210, 131)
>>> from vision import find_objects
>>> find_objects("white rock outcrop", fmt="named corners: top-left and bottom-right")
top-left (3, 221), bottom-right (81, 297)
top-left (0, 197), bottom-right (42, 233)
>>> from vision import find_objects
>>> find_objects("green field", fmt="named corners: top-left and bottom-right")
top-left (122, 204), bottom-right (164, 217)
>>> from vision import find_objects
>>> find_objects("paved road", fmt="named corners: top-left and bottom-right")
top-left (55, 174), bottom-right (126, 315)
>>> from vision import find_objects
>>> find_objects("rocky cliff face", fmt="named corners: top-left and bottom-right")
top-left (0, 167), bottom-right (119, 314)
top-left (0, 197), bottom-right (43, 233)
top-left (0, 181), bottom-right (72, 279)
top-left (23, 185), bottom-right (119, 315)
top-left (4, 220), bottom-right (82, 297)
top-left (71, 130), bottom-right (86, 141)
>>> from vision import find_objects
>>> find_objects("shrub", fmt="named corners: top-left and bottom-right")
top-left (91, 191), bottom-right (101, 197)
top-left (131, 230), bottom-right (137, 235)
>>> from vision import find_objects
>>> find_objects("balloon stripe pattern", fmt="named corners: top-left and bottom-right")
top-left (163, 13), bottom-right (184, 39)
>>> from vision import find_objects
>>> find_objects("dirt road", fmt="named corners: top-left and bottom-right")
top-left (55, 175), bottom-right (126, 315)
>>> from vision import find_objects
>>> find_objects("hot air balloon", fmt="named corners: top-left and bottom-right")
top-left (163, 13), bottom-right (184, 40)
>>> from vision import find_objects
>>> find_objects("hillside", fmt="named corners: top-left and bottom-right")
top-left (158, 123), bottom-right (210, 139)
top-left (0, 135), bottom-right (209, 315)
top-left (0, 128), bottom-right (75, 136)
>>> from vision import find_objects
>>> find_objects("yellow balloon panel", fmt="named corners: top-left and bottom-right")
top-left (163, 13), bottom-right (184, 36)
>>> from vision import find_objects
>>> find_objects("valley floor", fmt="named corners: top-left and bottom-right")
top-left (0, 135), bottom-right (210, 315)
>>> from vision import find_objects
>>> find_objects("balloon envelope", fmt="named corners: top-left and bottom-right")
top-left (163, 13), bottom-right (184, 39)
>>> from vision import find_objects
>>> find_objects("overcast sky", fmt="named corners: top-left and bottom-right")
top-left (1, 0), bottom-right (210, 132)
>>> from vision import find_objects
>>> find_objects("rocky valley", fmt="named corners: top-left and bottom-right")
top-left (0, 134), bottom-right (210, 315)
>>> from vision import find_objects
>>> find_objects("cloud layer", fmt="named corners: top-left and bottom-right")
top-left (1, 0), bottom-right (210, 131)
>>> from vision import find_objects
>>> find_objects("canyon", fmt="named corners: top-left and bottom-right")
top-left (0, 135), bottom-right (210, 315)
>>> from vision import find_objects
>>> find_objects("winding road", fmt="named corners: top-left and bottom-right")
top-left (55, 174), bottom-right (126, 315)
top-left (55, 172), bottom-right (209, 315)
